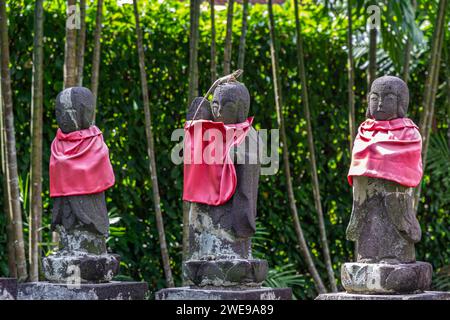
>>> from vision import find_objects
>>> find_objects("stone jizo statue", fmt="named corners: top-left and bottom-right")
top-left (344, 75), bottom-right (431, 294)
top-left (157, 74), bottom-right (291, 300)
top-left (183, 80), bottom-right (267, 287)
top-left (44, 87), bottom-right (119, 283)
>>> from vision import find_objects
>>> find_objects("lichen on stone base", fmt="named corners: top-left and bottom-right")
top-left (43, 250), bottom-right (120, 283)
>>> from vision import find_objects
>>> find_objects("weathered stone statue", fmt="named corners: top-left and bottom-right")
top-left (157, 77), bottom-right (291, 300)
top-left (18, 87), bottom-right (148, 300)
top-left (317, 76), bottom-right (450, 299)
top-left (347, 76), bottom-right (422, 264)
top-left (43, 87), bottom-right (119, 283)
top-left (184, 81), bottom-right (266, 287)
top-left (343, 76), bottom-right (431, 294)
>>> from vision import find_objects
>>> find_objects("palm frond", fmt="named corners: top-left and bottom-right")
top-left (432, 265), bottom-right (450, 291)
top-left (427, 132), bottom-right (450, 175)
top-left (264, 263), bottom-right (310, 300)
top-left (253, 222), bottom-right (314, 299)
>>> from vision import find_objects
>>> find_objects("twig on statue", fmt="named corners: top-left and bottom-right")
top-left (189, 69), bottom-right (243, 125)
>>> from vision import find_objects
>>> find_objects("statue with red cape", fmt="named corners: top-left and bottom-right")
top-left (157, 73), bottom-right (291, 300)
top-left (20, 87), bottom-right (148, 300)
top-left (318, 76), bottom-right (441, 300)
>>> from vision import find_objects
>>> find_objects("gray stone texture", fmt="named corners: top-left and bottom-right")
top-left (184, 259), bottom-right (268, 287)
top-left (43, 225), bottom-right (120, 283)
top-left (316, 291), bottom-right (450, 300)
top-left (55, 86), bottom-right (95, 134)
top-left (18, 281), bottom-right (148, 300)
top-left (367, 75), bottom-right (409, 120)
top-left (0, 278), bottom-right (17, 300)
top-left (187, 97), bottom-right (213, 121)
top-left (52, 193), bottom-right (110, 237)
top-left (43, 251), bottom-right (120, 283)
top-left (348, 176), bottom-right (420, 264)
top-left (156, 287), bottom-right (292, 300)
top-left (58, 225), bottom-right (107, 255)
top-left (341, 261), bottom-right (432, 294)
top-left (211, 82), bottom-right (250, 124)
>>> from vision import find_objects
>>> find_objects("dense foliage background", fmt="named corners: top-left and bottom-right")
top-left (0, 0), bottom-right (448, 299)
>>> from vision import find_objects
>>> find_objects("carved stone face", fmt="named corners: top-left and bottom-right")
top-left (55, 87), bottom-right (95, 133)
top-left (212, 82), bottom-right (250, 124)
top-left (187, 97), bottom-right (213, 121)
top-left (367, 76), bottom-right (409, 120)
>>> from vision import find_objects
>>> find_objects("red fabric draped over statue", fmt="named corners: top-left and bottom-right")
top-left (50, 126), bottom-right (115, 197)
top-left (183, 117), bottom-right (253, 206)
top-left (348, 118), bottom-right (423, 188)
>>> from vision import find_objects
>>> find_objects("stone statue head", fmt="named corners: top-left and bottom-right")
top-left (56, 87), bottom-right (95, 133)
top-left (367, 76), bottom-right (409, 120)
top-left (212, 81), bottom-right (250, 124)
top-left (187, 97), bottom-right (213, 121)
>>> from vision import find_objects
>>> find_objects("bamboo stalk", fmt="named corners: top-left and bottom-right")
top-left (188, 0), bottom-right (200, 105)
top-left (347, 0), bottom-right (358, 262)
top-left (210, 0), bottom-right (217, 82)
top-left (445, 45), bottom-right (450, 149)
top-left (237, 0), bottom-right (249, 73)
top-left (64, 0), bottom-right (78, 88)
top-left (29, 0), bottom-right (44, 282)
top-left (368, 28), bottom-right (377, 88)
top-left (294, 0), bottom-right (337, 293)
top-left (77, 0), bottom-right (86, 86)
top-left (0, 60), bottom-right (16, 278)
top-left (91, 0), bottom-right (103, 114)
top-left (0, 0), bottom-right (28, 281)
top-left (223, 0), bottom-right (234, 75)
top-left (267, 0), bottom-right (327, 294)
top-left (183, 0), bottom-right (201, 282)
top-left (402, 0), bottom-right (417, 84)
top-left (402, 41), bottom-right (412, 84)
top-left (347, 0), bottom-right (356, 149)
top-left (415, 0), bottom-right (447, 211)
top-left (133, 0), bottom-right (174, 288)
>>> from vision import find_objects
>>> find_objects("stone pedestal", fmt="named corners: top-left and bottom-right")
top-left (341, 261), bottom-right (432, 294)
top-left (43, 226), bottom-right (120, 283)
top-left (0, 278), bottom-right (17, 300)
top-left (316, 291), bottom-right (450, 300)
top-left (315, 261), bottom-right (448, 300)
top-left (18, 281), bottom-right (148, 300)
top-left (156, 287), bottom-right (292, 300)
top-left (184, 259), bottom-right (268, 287)
top-left (43, 251), bottom-right (120, 283)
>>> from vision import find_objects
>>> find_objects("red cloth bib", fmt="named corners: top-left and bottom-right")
top-left (50, 126), bottom-right (115, 197)
top-left (348, 118), bottom-right (423, 187)
top-left (183, 117), bottom-right (253, 206)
